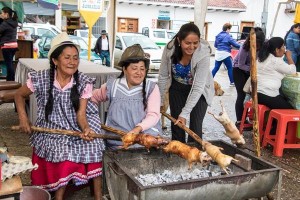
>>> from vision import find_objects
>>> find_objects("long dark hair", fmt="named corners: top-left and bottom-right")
top-left (258, 37), bottom-right (284, 63)
top-left (167, 22), bottom-right (201, 65)
top-left (118, 59), bottom-right (149, 110)
top-left (243, 27), bottom-right (265, 51)
top-left (1, 7), bottom-right (18, 21)
top-left (284, 23), bottom-right (300, 45)
top-left (45, 44), bottom-right (80, 121)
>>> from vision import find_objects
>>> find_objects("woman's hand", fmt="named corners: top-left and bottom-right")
top-left (80, 127), bottom-right (95, 141)
top-left (127, 126), bottom-right (142, 134)
top-left (174, 116), bottom-right (186, 126)
top-left (19, 118), bottom-right (32, 134)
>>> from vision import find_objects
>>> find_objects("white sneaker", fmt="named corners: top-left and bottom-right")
top-left (230, 83), bottom-right (235, 87)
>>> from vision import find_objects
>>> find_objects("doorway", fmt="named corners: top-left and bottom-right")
top-left (117, 18), bottom-right (138, 33)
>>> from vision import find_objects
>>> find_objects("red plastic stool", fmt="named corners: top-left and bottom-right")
top-left (239, 101), bottom-right (253, 133)
top-left (262, 109), bottom-right (300, 157)
top-left (239, 101), bottom-right (270, 141)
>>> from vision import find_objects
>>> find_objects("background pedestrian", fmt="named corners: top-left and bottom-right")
top-left (94, 30), bottom-right (110, 67)
top-left (0, 6), bottom-right (18, 81)
top-left (212, 23), bottom-right (240, 86)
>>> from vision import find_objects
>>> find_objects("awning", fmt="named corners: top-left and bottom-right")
top-left (61, 3), bottom-right (77, 11)
top-left (23, 2), bottom-right (55, 15)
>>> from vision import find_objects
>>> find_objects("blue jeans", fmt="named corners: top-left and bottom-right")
top-left (2, 48), bottom-right (17, 81)
top-left (212, 56), bottom-right (234, 83)
top-left (100, 50), bottom-right (110, 67)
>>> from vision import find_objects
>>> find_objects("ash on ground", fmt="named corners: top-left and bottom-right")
top-left (135, 164), bottom-right (232, 186)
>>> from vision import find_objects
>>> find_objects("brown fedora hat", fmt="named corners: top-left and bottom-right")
top-left (118, 44), bottom-right (150, 67)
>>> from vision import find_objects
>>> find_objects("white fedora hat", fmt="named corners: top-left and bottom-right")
top-left (48, 32), bottom-right (80, 59)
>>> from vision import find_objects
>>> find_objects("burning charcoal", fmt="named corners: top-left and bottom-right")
top-left (181, 173), bottom-right (191, 181)
top-left (211, 171), bottom-right (222, 177)
top-left (145, 176), bottom-right (157, 185)
top-left (175, 175), bottom-right (182, 181)
top-left (162, 170), bottom-right (172, 178)
top-left (192, 168), bottom-right (202, 176)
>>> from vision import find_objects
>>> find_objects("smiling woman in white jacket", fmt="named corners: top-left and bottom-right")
top-left (158, 23), bottom-right (214, 143)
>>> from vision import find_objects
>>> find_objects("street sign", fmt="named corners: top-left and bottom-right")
top-left (78, 0), bottom-right (103, 60)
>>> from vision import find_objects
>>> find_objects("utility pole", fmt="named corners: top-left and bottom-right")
top-left (261, 0), bottom-right (269, 35)
top-left (194, 0), bottom-right (208, 37)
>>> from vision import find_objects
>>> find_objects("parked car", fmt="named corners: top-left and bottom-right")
top-left (142, 27), bottom-right (176, 47)
top-left (22, 23), bottom-right (61, 38)
top-left (114, 32), bottom-right (163, 73)
top-left (73, 29), bottom-right (98, 48)
top-left (38, 34), bottom-right (102, 64)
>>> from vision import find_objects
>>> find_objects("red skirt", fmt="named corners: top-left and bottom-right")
top-left (31, 151), bottom-right (102, 191)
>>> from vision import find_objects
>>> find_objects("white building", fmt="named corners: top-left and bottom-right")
top-left (115, 0), bottom-right (297, 43)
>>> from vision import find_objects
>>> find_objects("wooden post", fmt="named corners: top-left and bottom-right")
top-left (249, 28), bottom-right (261, 157)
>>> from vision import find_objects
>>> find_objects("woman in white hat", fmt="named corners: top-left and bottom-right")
top-left (15, 32), bottom-right (105, 200)
top-left (92, 44), bottom-right (162, 149)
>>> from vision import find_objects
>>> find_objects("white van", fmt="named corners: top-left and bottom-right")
top-left (22, 23), bottom-right (61, 38)
top-left (114, 32), bottom-right (163, 74)
top-left (142, 27), bottom-right (177, 47)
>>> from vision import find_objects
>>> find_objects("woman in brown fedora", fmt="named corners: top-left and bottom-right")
top-left (92, 44), bottom-right (162, 150)
top-left (15, 32), bottom-right (105, 200)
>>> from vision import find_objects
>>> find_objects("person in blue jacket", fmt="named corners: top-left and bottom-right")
top-left (284, 23), bottom-right (300, 72)
top-left (212, 23), bottom-right (240, 86)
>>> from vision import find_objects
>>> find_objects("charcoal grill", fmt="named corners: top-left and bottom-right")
top-left (103, 140), bottom-right (282, 200)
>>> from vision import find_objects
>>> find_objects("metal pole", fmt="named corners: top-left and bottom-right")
top-left (270, 3), bottom-right (281, 38)
top-left (261, 0), bottom-right (269, 35)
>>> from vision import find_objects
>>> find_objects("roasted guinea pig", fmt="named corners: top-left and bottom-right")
top-left (121, 133), bottom-right (139, 149)
top-left (135, 134), bottom-right (169, 151)
top-left (163, 140), bottom-right (212, 169)
top-left (208, 101), bottom-right (246, 146)
top-left (202, 141), bottom-right (238, 174)
top-left (120, 133), bottom-right (169, 150)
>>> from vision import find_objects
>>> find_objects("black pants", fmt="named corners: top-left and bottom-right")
top-left (257, 92), bottom-right (293, 109)
top-left (258, 92), bottom-right (293, 134)
top-left (169, 79), bottom-right (208, 143)
top-left (2, 48), bottom-right (17, 81)
top-left (233, 67), bottom-right (250, 121)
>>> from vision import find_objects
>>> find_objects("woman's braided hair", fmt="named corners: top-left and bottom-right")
top-left (45, 44), bottom-right (80, 121)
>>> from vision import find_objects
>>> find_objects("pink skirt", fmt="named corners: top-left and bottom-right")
top-left (31, 151), bottom-right (102, 191)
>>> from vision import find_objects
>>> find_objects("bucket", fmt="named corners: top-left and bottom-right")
top-left (20, 186), bottom-right (51, 200)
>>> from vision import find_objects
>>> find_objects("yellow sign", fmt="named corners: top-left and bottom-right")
top-left (78, 0), bottom-right (103, 60)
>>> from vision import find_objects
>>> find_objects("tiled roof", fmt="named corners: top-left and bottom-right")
top-left (208, 0), bottom-right (246, 9)
top-left (121, 0), bottom-right (246, 9)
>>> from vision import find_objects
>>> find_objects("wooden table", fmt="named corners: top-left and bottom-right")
top-left (15, 58), bottom-right (121, 123)
top-left (0, 176), bottom-right (22, 200)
